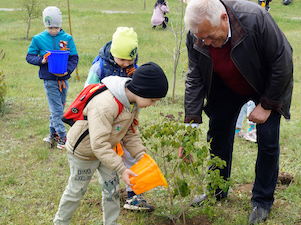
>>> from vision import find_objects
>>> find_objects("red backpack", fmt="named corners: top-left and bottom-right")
top-left (62, 83), bottom-right (123, 152)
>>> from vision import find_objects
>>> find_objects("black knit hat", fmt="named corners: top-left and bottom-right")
top-left (127, 62), bottom-right (168, 98)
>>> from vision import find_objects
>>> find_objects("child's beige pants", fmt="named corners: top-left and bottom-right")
top-left (53, 153), bottom-right (120, 225)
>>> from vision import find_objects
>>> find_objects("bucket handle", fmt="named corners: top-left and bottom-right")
top-left (44, 52), bottom-right (51, 60)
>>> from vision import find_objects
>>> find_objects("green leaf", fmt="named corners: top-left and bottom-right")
top-left (176, 179), bottom-right (191, 197)
top-left (167, 154), bottom-right (172, 162)
top-left (183, 135), bottom-right (190, 143)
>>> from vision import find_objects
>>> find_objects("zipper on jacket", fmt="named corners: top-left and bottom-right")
top-left (52, 36), bottom-right (56, 50)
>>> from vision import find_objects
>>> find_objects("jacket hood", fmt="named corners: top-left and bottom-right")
top-left (99, 41), bottom-right (115, 64)
top-left (101, 76), bottom-right (132, 110)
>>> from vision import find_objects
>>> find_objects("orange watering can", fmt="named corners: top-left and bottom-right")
top-left (129, 153), bottom-right (168, 195)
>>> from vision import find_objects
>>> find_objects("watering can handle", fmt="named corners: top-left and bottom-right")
top-left (44, 52), bottom-right (51, 59)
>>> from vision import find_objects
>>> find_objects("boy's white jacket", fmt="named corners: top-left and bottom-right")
top-left (65, 76), bottom-right (146, 175)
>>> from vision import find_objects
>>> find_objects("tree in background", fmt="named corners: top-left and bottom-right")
top-left (160, 1), bottom-right (187, 105)
top-left (16, 0), bottom-right (45, 40)
top-left (0, 50), bottom-right (7, 114)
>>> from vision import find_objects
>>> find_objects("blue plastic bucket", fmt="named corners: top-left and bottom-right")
top-left (46, 50), bottom-right (70, 74)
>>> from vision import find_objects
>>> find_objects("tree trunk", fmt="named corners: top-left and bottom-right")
top-left (67, 0), bottom-right (80, 81)
top-left (26, 16), bottom-right (31, 41)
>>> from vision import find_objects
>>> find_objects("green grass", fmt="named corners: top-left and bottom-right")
top-left (1, 0), bottom-right (301, 224)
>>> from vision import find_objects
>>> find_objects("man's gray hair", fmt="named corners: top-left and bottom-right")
top-left (184, 0), bottom-right (226, 33)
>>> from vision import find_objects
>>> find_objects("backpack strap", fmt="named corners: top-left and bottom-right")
top-left (92, 55), bottom-right (100, 65)
top-left (100, 58), bottom-right (104, 79)
top-left (115, 97), bottom-right (123, 115)
top-left (73, 129), bottom-right (89, 153)
top-left (92, 56), bottom-right (104, 80)
top-left (84, 85), bottom-right (107, 108)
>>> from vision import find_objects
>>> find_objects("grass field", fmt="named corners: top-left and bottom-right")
top-left (0, 0), bottom-right (301, 224)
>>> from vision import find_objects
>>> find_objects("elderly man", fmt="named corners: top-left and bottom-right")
top-left (181, 0), bottom-right (293, 223)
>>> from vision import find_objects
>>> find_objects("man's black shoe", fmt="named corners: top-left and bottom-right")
top-left (248, 206), bottom-right (271, 224)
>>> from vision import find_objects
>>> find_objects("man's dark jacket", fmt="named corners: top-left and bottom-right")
top-left (184, 0), bottom-right (293, 124)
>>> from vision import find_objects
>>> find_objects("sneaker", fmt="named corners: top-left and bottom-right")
top-left (266, 6), bottom-right (271, 11)
top-left (235, 129), bottom-right (247, 139)
top-left (57, 138), bottom-right (66, 150)
top-left (248, 206), bottom-right (270, 224)
top-left (123, 195), bottom-right (154, 211)
top-left (43, 133), bottom-right (59, 147)
top-left (191, 192), bottom-right (227, 207)
top-left (191, 193), bottom-right (208, 206)
top-left (282, 0), bottom-right (291, 5)
top-left (245, 129), bottom-right (257, 143)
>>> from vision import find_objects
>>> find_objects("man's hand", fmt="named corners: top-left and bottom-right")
top-left (121, 169), bottom-right (137, 186)
top-left (178, 146), bottom-right (193, 163)
top-left (248, 103), bottom-right (272, 124)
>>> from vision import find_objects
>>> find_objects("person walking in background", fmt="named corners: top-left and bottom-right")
top-left (53, 62), bottom-right (169, 225)
top-left (151, 0), bottom-right (170, 29)
top-left (84, 27), bottom-right (154, 212)
top-left (181, 0), bottom-right (293, 223)
top-left (26, 6), bottom-right (78, 150)
top-left (235, 100), bottom-right (257, 143)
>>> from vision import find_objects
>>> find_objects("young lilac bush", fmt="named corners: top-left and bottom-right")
top-left (139, 112), bottom-right (230, 224)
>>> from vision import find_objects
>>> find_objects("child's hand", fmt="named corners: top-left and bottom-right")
top-left (121, 169), bottom-right (137, 186)
top-left (42, 52), bottom-right (51, 64)
top-left (53, 72), bottom-right (68, 77)
top-left (42, 57), bottom-right (48, 64)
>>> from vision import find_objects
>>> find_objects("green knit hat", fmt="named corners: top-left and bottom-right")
top-left (110, 27), bottom-right (138, 60)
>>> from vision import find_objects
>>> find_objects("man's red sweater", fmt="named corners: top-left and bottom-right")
top-left (208, 41), bottom-right (255, 96)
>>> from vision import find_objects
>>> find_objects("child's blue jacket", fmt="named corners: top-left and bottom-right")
top-left (26, 29), bottom-right (79, 80)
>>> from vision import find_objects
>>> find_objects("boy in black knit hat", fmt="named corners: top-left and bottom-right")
top-left (54, 62), bottom-right (168, 225)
